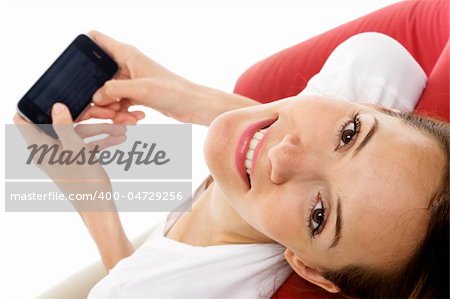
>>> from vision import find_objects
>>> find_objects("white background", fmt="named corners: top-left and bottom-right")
top-left (0, 1), bottom-right (399, 298)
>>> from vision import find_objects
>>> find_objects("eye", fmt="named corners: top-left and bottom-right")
top-left (341, 123), bottom-right (356, 144)
top-left (336, 113), bottom-right (361, 150)
top-left (309, 193), bottom-right (326, 238)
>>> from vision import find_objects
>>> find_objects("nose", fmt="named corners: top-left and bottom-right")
top-left (267, 134), bottom-right (320, 184)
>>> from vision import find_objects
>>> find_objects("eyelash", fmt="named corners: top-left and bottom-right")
top-left (308, 193), bottom-right (327, 238)
top-left (307, 113), bottom-right (361, 238)
top-left (335, 112), bottom-right (362, 151)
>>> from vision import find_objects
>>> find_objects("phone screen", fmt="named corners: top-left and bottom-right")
top-left (17, 34), bottom-right (118, 137)
top-left (29, 46), bottom-right (110, 118)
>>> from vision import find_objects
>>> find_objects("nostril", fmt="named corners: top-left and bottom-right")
top-left (267, 135), bottom-right (301, 185)
top-left (268, 157), bottom-right (272, 175)
top-left (284, 134), bottom-right (300, 145)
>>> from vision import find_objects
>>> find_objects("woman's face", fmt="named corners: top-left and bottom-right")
top-left (204, 96), bottom-right (443, 277)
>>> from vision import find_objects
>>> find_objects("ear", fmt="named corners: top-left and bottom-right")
top-left (284, 249), bottom-right (340, 293)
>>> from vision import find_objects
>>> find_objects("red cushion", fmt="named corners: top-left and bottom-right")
top-left (415, 40), bottom-right (449, 121)
top-left (233, 0), bottom-right (449, 298)
top-left (271, 274), bottom-right (343, 299)
top-left (234, 0), bottom-right (449, 119)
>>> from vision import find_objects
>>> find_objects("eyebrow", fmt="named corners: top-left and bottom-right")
top-left (328, 117), bottom-right (379, 249)
top-left (352, 117), bottom-right (379, 157)
top-left (329, 196), bottom-right (342, 249)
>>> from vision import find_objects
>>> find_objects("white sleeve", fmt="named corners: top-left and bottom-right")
top-left (299, 32), bottom-right (427, 112)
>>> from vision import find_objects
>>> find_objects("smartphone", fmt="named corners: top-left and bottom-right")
top-left (17, 34), bottom-right (118, 138)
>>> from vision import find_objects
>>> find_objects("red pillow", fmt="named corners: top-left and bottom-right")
top-left (233, 1), bottom-right (449, 298)
top-left (234, 0), bottom-right (449, 119)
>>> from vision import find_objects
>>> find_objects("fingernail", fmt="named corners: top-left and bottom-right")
top-left (93, 92), bottom-right (101, 102)
top-left (53, 102), bottom-right (66, 114)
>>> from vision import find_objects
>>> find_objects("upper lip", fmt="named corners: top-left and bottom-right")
top-left (235, 118), bottom-right (277, 189)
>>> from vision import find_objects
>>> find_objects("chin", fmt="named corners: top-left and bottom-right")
top-left (205, 111), bottom-right (256, 197)
top-left (204, 113), bottom-right (236, 182)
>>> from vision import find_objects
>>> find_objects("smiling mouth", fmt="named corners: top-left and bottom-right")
top-left (236, 118), bottom-right (277, 189)
top-left (245, 126), bottom-right (269, 180)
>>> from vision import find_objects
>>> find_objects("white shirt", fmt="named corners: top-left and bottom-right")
top-left (89, 225), bottom-right (290, 299)
top-left (88, 32), bottom-right (426, 299)
top-left (88, 180), bottom-right (291, 299)
top-left (300, 32), bottom-right (426, 112)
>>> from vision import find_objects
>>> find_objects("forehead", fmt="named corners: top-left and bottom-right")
top-left (331, 111), bottom-right (442, 268)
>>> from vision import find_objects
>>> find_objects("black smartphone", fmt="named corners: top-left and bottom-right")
top-left (17, 34), bottom-right (118, 138)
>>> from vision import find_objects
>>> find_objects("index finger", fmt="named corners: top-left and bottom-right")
top-left (88, 30), bottom-right (129, 66)
top-left (13, 113), bottom-right (54, 146)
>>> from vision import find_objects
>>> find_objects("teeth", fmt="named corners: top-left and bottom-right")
top-left (249, 139), bottom-right (259, 150)
top-left (253, 131), bottom-right (264, 140)
top-left (245, 128), bottom-right (267, 175)
top-left (245, 159), bottom-right (252, 168)
top-left (246, 149), bottom-right (254, 160)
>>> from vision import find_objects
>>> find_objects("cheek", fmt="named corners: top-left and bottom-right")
top-left (247, 189), bottom-right (306, 244)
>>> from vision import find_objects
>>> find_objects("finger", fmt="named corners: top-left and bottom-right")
top-left (88, 31), bottom-right (129, 66)
top-left (13, 114), bottom-right (57, 168)
top-left (13, 113), bottom-right (29, 125)
top-left (51, 103), bottom-right (80, 145)
top-left (113, 112), bottom-right (144, 124)
top-left (108, 102), bottom-right (122, 111)
top-left (119, 98), bottom-right (132, 110)
top-left (13, 113), bottom-right (52, 146)
top-left (77, 105), bottom-right (116, 122)
top-left (113, 113), bottom-right (140, 125)
top-left (129, 110), bottom-right (145, 120)
top-left (93, 78), bottom-right (147, 106)
top-left (87, 134), bottom-right (127, 151)
top-left (52, 103), bottom-right (73, 125)
top-left (75, 123), bottom-right (127, 139)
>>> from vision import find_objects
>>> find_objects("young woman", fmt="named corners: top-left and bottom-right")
top-left (14, 2), bottom-right (448, 298)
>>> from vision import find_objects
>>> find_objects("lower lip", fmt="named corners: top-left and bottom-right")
top-left (235, 119), bottom-right (276, 188)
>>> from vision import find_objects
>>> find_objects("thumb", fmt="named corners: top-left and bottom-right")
top-left (52, 103), bottom-right (73, 125)
top-left (51, 103), bottom-right (79, 144)
top-left (52, 102), bottom-right (73, 124)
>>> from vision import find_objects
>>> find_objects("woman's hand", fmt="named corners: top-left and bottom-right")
top-left (76, 100), bottom-right (145, 125)
top-left (13, 103), bottom-right (118, 200)
top-left (90, 31), bottom-right (259, 126)
top-left (14, 103), bottom-right (133, 270)
top-left (89, 31), bottom-right (194, 121)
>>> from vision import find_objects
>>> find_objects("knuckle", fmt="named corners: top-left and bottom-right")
top-left (127, 44), bottom-right (139, 53)
top-left (102, 81), bottom-right (115, 98)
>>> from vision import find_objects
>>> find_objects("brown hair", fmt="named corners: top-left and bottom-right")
top-left (322, 110), bottom-right (449, 299)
